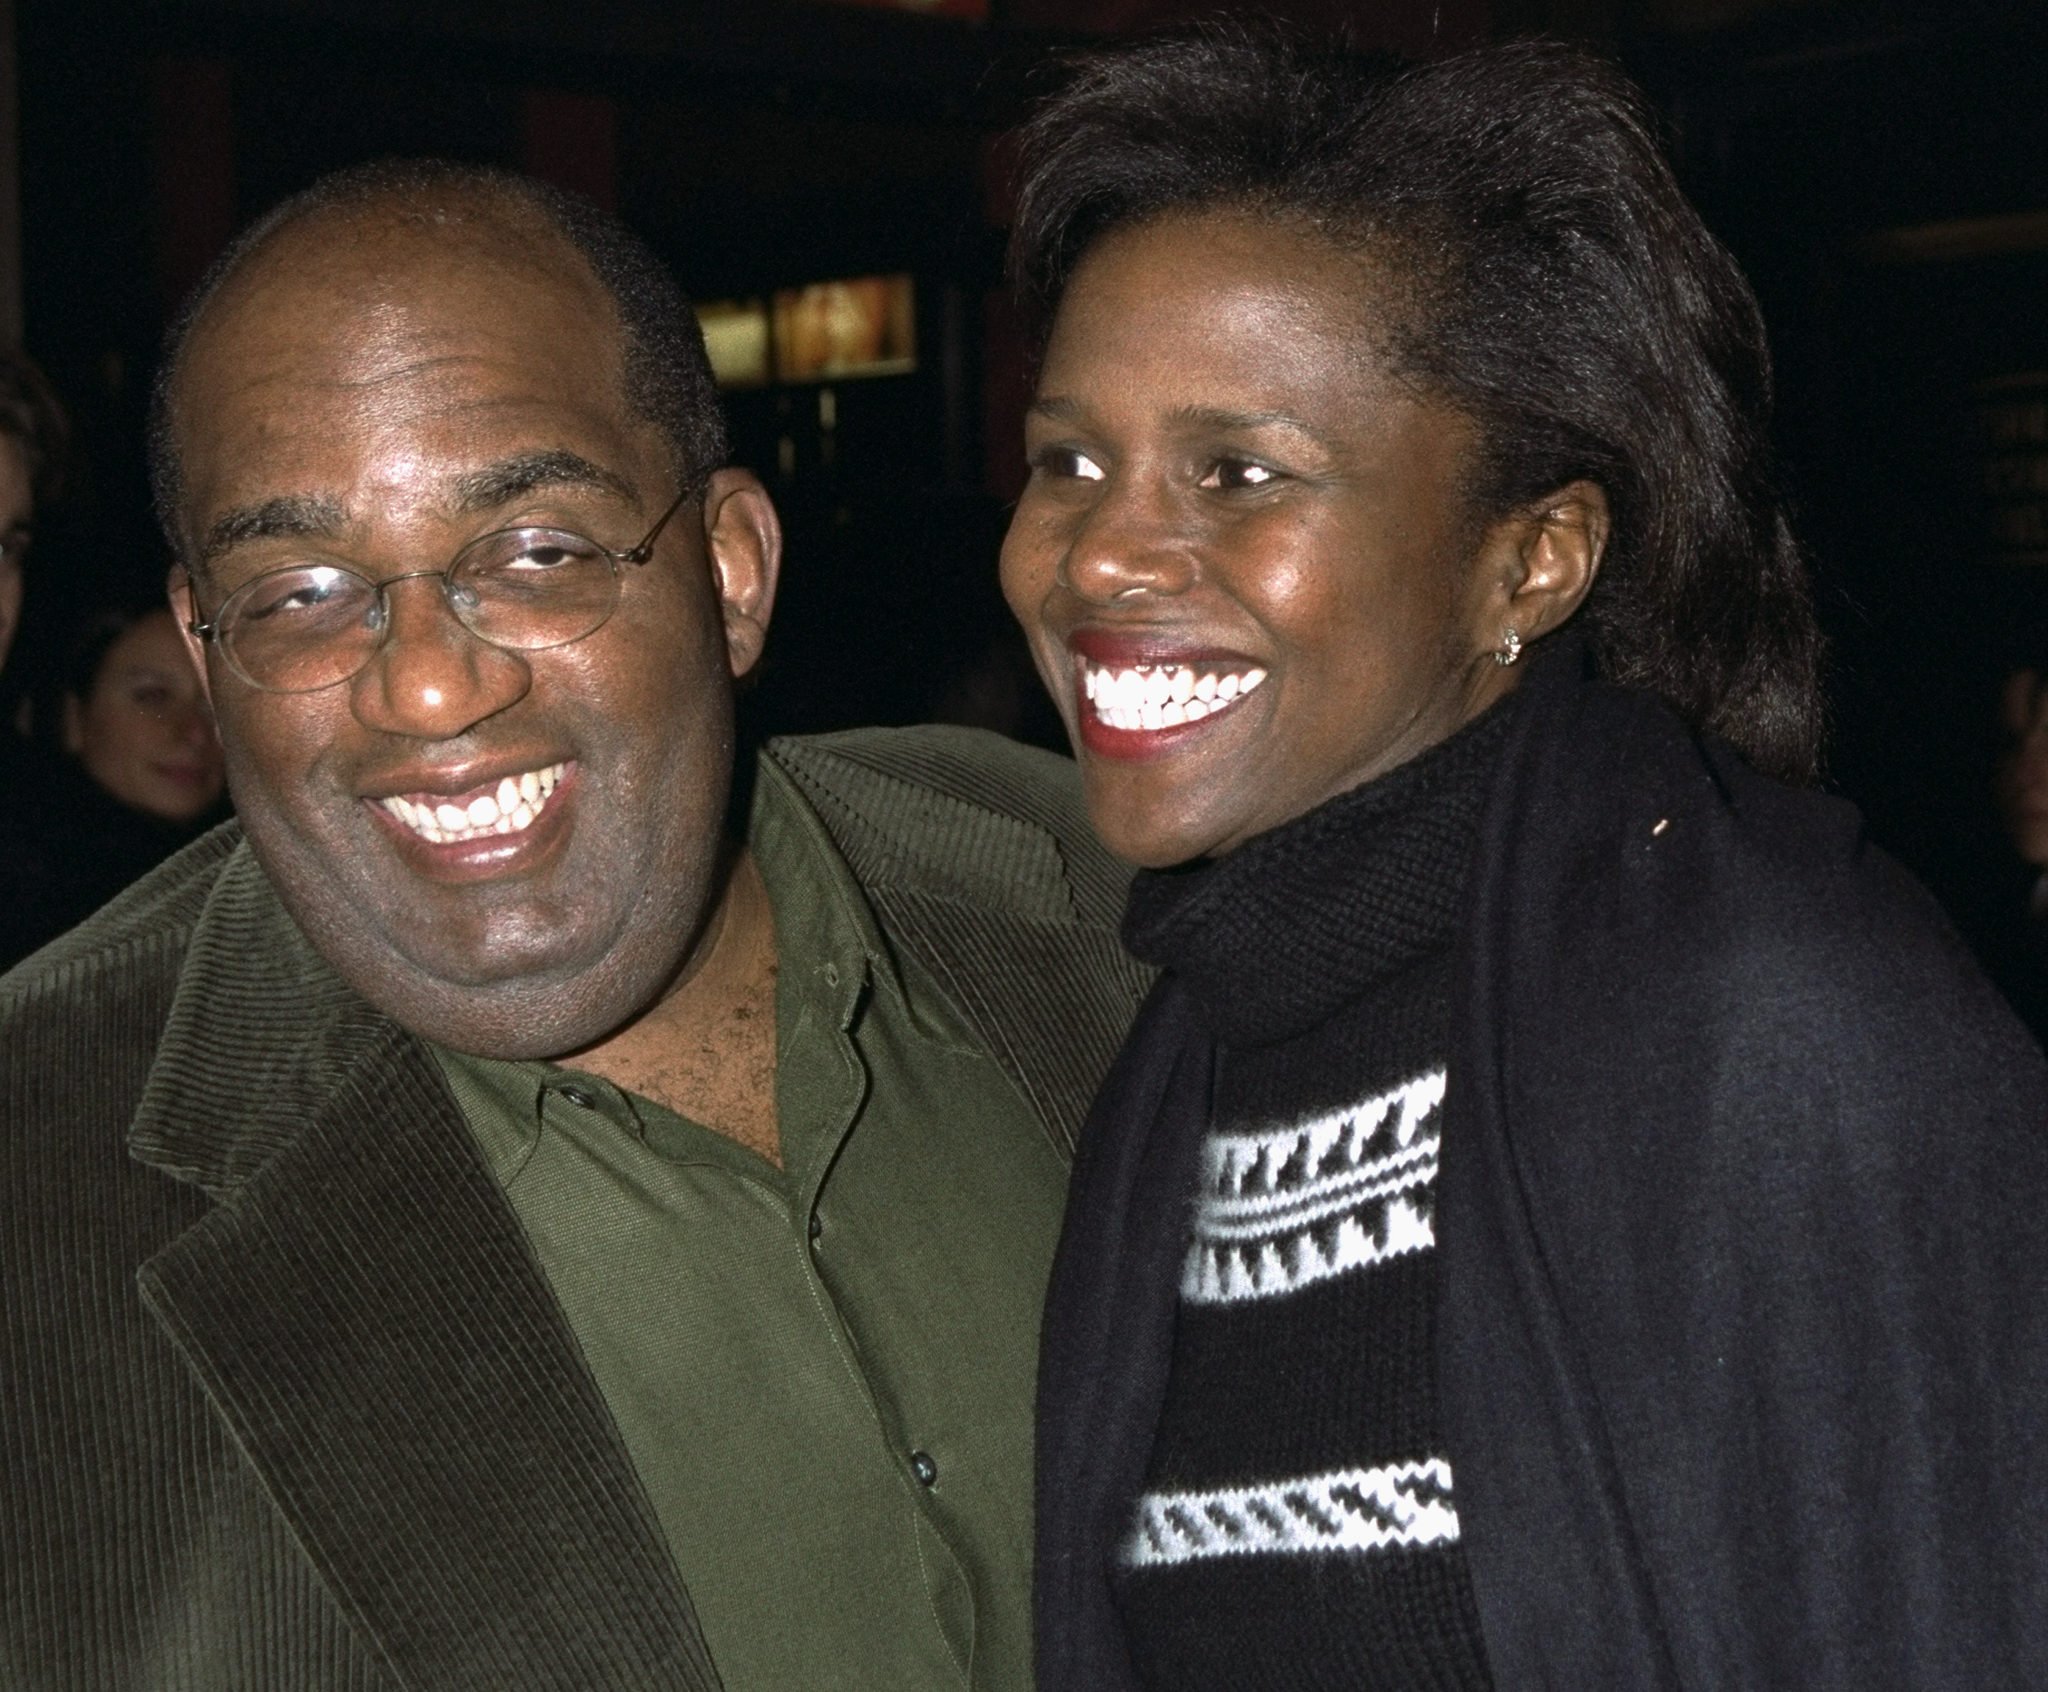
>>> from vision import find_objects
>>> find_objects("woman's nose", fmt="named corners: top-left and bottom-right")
top-left (1057, 479), bottom-right (1198, 605)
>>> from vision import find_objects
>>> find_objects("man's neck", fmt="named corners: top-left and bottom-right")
top-left (568, 848), bottom-right (783, 1166)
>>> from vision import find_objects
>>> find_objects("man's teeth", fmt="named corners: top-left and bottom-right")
top-left (378, 762), bottom-right (565, 844)
top-left (1083, 663), bottom-right (1267, 732)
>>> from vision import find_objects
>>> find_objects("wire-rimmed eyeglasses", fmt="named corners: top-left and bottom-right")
top-left (188, 487), bottom-right (691, 694)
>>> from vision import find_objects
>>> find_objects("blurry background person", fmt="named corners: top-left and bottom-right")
top-left (0, 597), bottom-right (224, 970)
top-left (1966, 659), bottom-right (2048, 1040)
top-left (0, 346), bottom-right (74, 969)
top-left (60, 599), bottom-right (223, 830)
top-left (0, 345), bottom-right (67, 734)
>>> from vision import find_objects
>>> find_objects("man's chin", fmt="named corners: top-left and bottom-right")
top-left (316, 922), bottom-right (668, 1061)
top-left (360, 961), bottom-right (659, 1062)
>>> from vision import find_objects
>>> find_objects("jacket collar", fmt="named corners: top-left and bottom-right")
top-left (764, 731), bottom-right (1151, 1158)
top-left (128, 839), bottom-right (721, 1690)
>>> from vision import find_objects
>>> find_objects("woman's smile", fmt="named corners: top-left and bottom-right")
top-left (1066, 628), bottom-right (1267, 753)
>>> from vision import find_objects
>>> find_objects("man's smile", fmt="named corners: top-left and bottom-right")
top-left (374, 759), bottom-right (568, 844)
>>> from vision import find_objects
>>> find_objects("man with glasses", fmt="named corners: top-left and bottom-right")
top-left (0, 162), bottom-right (1146, 1691)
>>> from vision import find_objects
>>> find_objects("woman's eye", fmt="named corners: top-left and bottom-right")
top-left (1201, 458), bottom-right (1279, 491)
top-left (1033, 446), bottom-right (1106, 483)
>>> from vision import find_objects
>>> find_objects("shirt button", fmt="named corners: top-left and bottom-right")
top-left (910, 1449), bottom-right (938, 1487)
top-left (556, 1085), bottom-right (597, 1110)
top-left (808, 1213), bottom-right (823, 1243)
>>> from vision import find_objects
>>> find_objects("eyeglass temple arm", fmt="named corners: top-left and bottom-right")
top-left (617, 486), bottom-right (694, 565)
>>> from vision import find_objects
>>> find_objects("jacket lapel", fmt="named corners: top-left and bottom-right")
top-left (1034, 978), bottom-right (1213, 1692)
top-left (129, 844), bottom-right (721, 1691)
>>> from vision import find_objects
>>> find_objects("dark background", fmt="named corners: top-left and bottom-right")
top-left (12, 0), bottom-right (2048, 914)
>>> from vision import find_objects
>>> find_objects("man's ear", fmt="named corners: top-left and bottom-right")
top-left (166, 566), bottom-right (216, 709)
top-left (699, 468), bottom-right (782, 682)
top-left (1478, 478), bottom-right (1610, 652)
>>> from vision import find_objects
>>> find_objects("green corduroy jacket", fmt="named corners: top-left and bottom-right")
top-left (0, 724), bottom-right (1150, 1692)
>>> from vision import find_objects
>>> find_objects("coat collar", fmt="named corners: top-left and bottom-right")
top-left (129, 839), bottom-right (721, 1690)
top-left (764, 730), bottom-right (1151, 1158)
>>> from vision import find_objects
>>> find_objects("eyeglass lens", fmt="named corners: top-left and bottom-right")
top-left (219, 527), bottom-right (625, 692)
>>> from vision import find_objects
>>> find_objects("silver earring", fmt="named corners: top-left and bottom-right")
top-left (1495, 628), bottom-right (1522, 667)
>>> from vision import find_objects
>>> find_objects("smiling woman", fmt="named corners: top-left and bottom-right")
top-left (1009, 27), bottom-right (2048, 1692)
top-left (63, 603), bottom-right (225, 824)
top-left (0, 598), bottom-right (228, 971)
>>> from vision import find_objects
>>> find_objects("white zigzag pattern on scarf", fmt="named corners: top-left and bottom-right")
top-left (1122, 1458), bottom-right (1461, 1567)
top-left (1181, 1068), bottom-right (1444, 1304)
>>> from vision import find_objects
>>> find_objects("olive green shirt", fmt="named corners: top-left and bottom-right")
top-left (431, 758), bottom-right (1069, 1692)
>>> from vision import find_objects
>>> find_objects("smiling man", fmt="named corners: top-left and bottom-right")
top-left (0, 163), bottom-right (1147, 1692)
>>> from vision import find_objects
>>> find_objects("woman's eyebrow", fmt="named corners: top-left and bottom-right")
top-left (1165, 404), bottom-right (1329, 442)
top-left (1028, 396), bottom-right (1331, 444)
top-left (1026, 394), bottom-right (1087, 425)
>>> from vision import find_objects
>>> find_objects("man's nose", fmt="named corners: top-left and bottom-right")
top-left (347, 574), bottom-right (531, 740)
top-left (1056, 478), bottom-right (1199, 605)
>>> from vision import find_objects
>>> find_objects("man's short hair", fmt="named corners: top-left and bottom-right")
top-left (146, 159), bottom-right (729, 558)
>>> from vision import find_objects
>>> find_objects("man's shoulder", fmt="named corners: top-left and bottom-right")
top-left (764, 726), bottom-right (1150, 1159)
top-left (763, 725), bottom-right (1131, 931)
top-left (0, 822), bottom-right (241, 1019)
top-left (0, 827), bottom-right (245, 1212)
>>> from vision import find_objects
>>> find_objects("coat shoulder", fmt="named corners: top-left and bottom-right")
top-left (1540, 681), bottom-right (2009, 1037)
top-left (764, 725), bottom-right (1133, 930)
top-left (764, 726), bottom-right (1150, 1160)
top-left (1, 821), bottom-right (239, 1013)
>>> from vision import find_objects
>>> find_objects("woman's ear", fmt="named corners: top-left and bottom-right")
top-left (1495, 479), bottom-right (1610, 645)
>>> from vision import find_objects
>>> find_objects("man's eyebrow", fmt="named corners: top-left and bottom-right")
top-left (198, 494), bottom-right (348, 571)
top-left (193, 451), bottom-right (638, 576)
top-left (450, 450), bottom-right (635, 513)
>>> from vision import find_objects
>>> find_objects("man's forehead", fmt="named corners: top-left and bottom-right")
top-left (180, 191), bottom-right (620, 406)
top-left (171, 205), bottom-right (640, 544)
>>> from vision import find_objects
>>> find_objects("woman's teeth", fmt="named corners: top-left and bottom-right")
top-left (378, 762), bottom-right (565, 844)
top-left (1083, 662), bottom-right (1266, 732)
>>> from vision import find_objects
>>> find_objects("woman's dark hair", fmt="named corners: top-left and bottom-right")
top-left (0, 346), bottom-right (69, 503)
top-left (1007, 27), bottom-right (1825, 782)
top-left (58, 597), bottom-right (176, 714)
